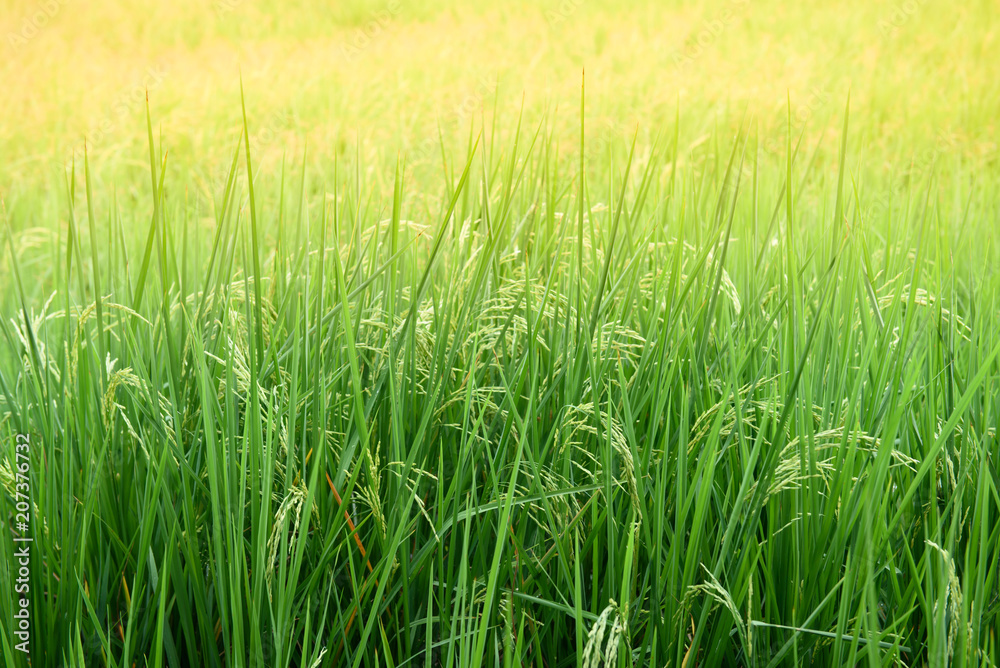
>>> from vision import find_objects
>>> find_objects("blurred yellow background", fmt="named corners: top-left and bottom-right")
top-left (1, 0), bottom-right (996, 194)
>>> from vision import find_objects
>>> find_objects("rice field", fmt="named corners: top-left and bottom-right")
top-left (1, 0), bottom-right (999, 665)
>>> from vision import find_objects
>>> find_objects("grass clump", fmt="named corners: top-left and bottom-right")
top-left (0, 89), bottom-right (999, 668)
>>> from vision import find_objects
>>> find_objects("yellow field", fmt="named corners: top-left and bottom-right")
top-left (2, 2), bottom-right (999, 666)
top-left (2, 0), bottom-right (996, 192)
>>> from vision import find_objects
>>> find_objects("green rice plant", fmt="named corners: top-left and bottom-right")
top-left (0, 86), bottom-right (998, 668)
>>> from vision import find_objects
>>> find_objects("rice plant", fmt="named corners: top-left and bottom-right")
top-left (1, 3), bottom-right (999, 663)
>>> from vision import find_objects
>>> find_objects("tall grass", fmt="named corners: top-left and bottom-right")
top-left (1, 93), bottom-right (998, 667)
